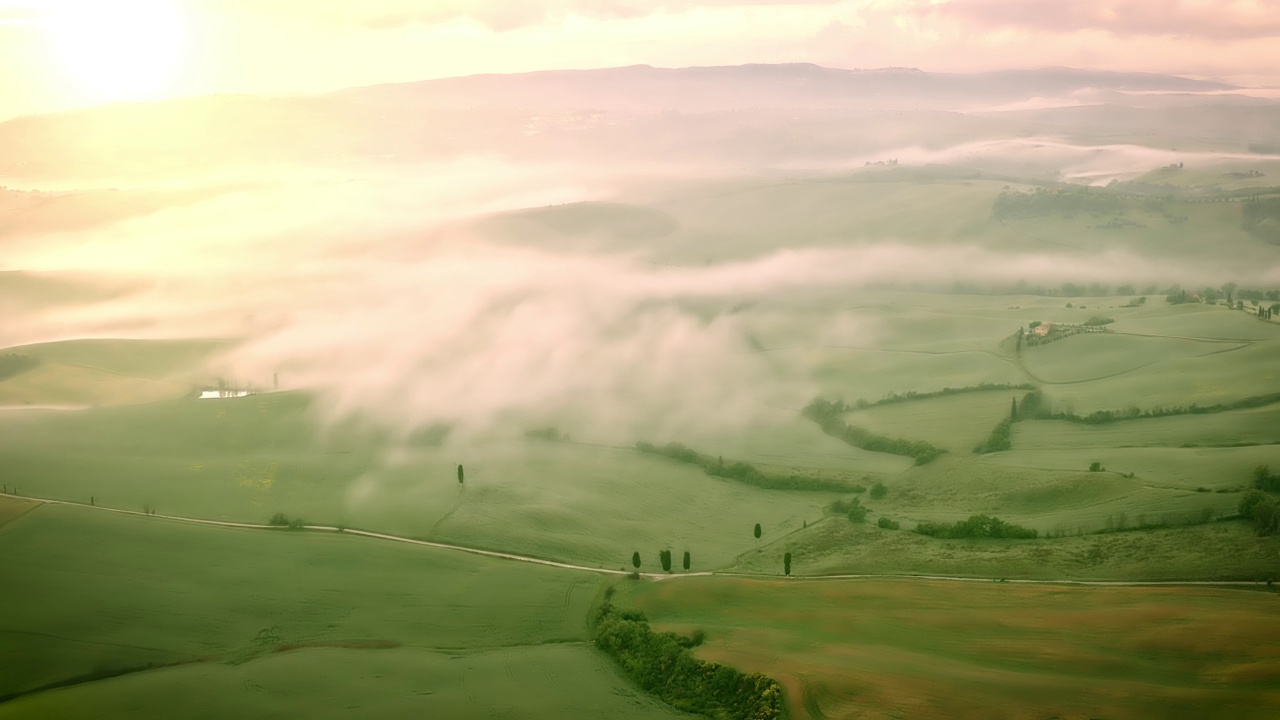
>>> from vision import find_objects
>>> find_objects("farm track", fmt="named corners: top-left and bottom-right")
top-left (2, 492), bottom-right (1267, 589)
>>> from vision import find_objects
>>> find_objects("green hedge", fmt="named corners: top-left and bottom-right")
top-left (635, 440), bottom-right (860, 492)
top-left (593, 604), bottom-right (784, 720)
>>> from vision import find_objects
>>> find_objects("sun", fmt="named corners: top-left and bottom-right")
top-left (44, 0), bottom-right (191, 104)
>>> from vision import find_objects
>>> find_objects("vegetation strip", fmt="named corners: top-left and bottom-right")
top-left (802, 399), bottom-right (946, 464)
top-left (593, 601), bottom-right (784, 720)
top-left (635, 441), bottom-right (860, 492)
top-left (840, 383), bottom-right (1035, 410)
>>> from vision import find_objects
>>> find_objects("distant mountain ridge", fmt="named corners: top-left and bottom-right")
top-left (330, 63), bottom-right (1235, 112)
top-left (0, 63), bottom-right (1265, 181)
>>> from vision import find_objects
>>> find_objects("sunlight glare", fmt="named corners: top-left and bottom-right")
top-left (44, 0), bottom-right (190, 104)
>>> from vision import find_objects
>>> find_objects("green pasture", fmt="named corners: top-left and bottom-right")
top-left (1014, 406), bottom-right (1280, 449)
top-left (0, 338), bottom-right (231, 407)
top-left (986, 445), bottom-right (1280, 489)
top-left (809, 346), bottom-right (1026, 403)
top-left (0, 501), bottom-right (603, 701)
top-left (1113, 303), bottom-right (1280, 341)
top-left (1021, 332), bottom-right (1237, 385)
top-left (616, 575), bottom-right (1280, 720)
top-left (0, 644), bottom-right (690, 720)
top-left (840, 453), bottom-right (1236, 535)
top-left (842, 390), bottom-right (1022, 453)
top-left (731, 515), bottom-right (1280, 581)
top-left (1038, 340), bottom-right (1280, 413)
top-left (0, 393), bottom-right (834, 568)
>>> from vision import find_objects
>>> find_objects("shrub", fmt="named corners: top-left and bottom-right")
top-left (1239, 490), bottom-right (1280, 536)
top-left (974, 418), bottom-right (1013, 454)
top-left (915, 514), bottom-right (1038, 539)
top-left (592, 604), bottom-right (784, 720)
top-left (1089, 462), bottom-right (1105, 472)
top-left (288, 518), bottom-right (305, 530)
top-left (269, 512), bottom-right (290, 527)
top-left (869, 482), bottom-right (888, 500)
top-left (877, 516), bottom-right (900, 530)
top-left (846, 498), bottom-right (868, 523)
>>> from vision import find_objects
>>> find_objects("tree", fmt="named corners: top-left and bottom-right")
top-left (1011, 397), bottom-right (1018, 420)
top-left (682, 551), bottom-right (691, 571)
top-left (753, 523), bottom-right (761, 541)
top-left (457, 464), bottom-right (464, 484)
top-left (1223, 282), bottom-right (1238, 305)
top-left (783, 552), bottom-right (792, 576)
top-left (659, 550), bottom-right (672, 572)
top-left (869, 482), bottom-right (887, 500)
top-left (1089, 461), bottom-right (1104, 472)
top-left (631, 551), bottom-right (641, 569)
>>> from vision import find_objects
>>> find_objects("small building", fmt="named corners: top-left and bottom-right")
top-left (1032, 323), bottom-right (1053, 337)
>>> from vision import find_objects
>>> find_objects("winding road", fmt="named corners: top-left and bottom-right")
top-left (2, 491), bottom-right (1268, 589)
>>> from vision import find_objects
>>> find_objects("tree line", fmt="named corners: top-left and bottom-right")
top-left (0, 353), bottom-right (39, 382)
top-left (592, 602), bottom-right (784, 720)
top-left (634, 440), bottom-right (862, 492)
top-left (839, 383), bottom-right (1035, 411)
top-left (802, 399), bottom-right (946, 465)
top-left (1030, 392), bottom-right (1280, 425)
top-left (915, 514), bottom-right (1038, 539)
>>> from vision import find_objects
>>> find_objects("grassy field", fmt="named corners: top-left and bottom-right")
top-left (616, 576), bottom-right (1280, 720)
top-left (0, 644), bottom-right (691, 719)
top-left (0, 394), bottom-right (835, 569)
top-left (1014, 407), bottom-right (1280, 449)
top-left (842, 390), bottom-right (1022, 453)
top-left (0, 339), bottom-right (231, 407)
top-left (730, 515), bottom-right (1280, 581)
top-left (0, 501), bottom-right (607, 702)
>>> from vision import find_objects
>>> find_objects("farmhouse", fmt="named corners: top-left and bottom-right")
top-left (1031, 323), bottom-right (1053, 337)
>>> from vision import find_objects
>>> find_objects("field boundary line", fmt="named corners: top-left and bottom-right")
top-left (0, 492), bottom-right (1266, 588)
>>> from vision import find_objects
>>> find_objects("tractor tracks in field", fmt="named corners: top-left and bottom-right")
top-left (1, 491), bottom-right (1267, 591)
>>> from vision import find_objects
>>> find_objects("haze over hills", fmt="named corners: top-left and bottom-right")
top-left (4, 55), bottom-right (1280, 720)
top-left (0, 63), bottom-right (1276, 183)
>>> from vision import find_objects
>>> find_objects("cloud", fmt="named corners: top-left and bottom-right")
top-left (916, 0), bottom-right (1280, 42)
top-left (360, 0), bottom-right (841, 33)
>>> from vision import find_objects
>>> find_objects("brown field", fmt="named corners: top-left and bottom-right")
top-left (618, 576), bottom-right (1280, 720)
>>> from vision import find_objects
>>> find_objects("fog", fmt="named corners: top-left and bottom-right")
top-left (4, 65), bottom-right (1279, 444)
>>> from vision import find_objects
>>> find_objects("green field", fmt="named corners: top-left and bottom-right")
top-left (616, 576), bottom-right (1280, 720)
top-left (0, 339), bottom-right (231, 407)
top-left (0, 645), bottom-right (690, 720)
top-left (5, 141), bottom-right (1280, 719)
top-left (0, 394), bottom-right (835, 569)
top-left (731, 514), bottom-right (1280, 581)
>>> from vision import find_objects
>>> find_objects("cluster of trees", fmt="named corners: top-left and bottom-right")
top-left (632, 549), bottom-right (692, 572)
top-left (840, 383), bottom-right (1035, 411)
top-left (524, 426), bottom-right (569, 442)
top-left (1243, 198), bottom-right (1280, 245)
top-left (1083, 316), bottom-right (1115, 326)
top-left (803, 399), bottom-right (945, 465)
top-left (1165, 283), bottom-right (1280, 306)
top-left (592, 603), bottom-right (785, 720)
top-left (974, 390), bottom-right (1041, 454)
top-left (634, 441), bottom-right (858, 492)
top-left (992, 187), bottom-right (1126, 220)
top-left (0, 353), bottom-right (38, 382)
top-left (915, 514), bottom-right (1038, 539)
top-left (1034, 392), bottom-right (1280, 425)
top-left (268, 512), bottom-right (305, 530)
top-left (974, 417), bottom-right (1013, 454)
top-left (1255, 465), bottom-right (1280, 492)
top-left (1238, 491), bottom-right (1278, 536)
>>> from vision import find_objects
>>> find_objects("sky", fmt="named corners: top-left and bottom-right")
top-left (0, 0), bottom-right (1277, 119)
